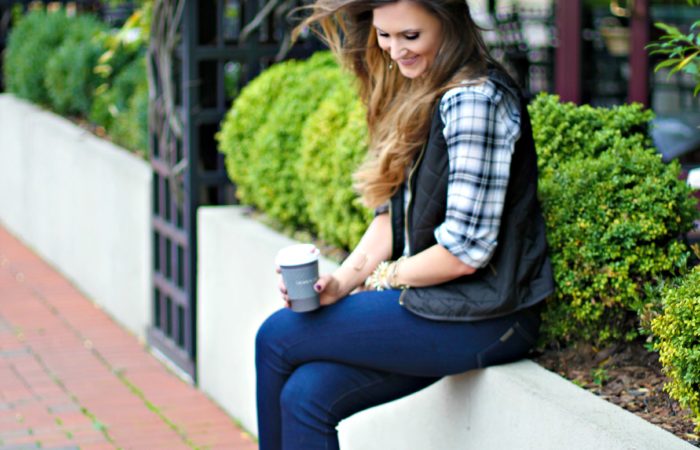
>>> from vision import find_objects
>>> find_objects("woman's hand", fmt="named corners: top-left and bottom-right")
top-left (313, 274), bottom-right (346, 306)
top-left (276, 268), bottom-right (346, 309)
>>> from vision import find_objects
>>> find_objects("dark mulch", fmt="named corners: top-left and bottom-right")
top-left (534, 340), bottom-right (699, 447)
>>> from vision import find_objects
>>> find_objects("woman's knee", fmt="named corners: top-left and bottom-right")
top-left (280, 363), bottom-right (340, 429)
top-left (255, 308), bottom-right (295, 354)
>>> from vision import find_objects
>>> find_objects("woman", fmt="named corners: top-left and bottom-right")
top-left (255, 0), bottom-right (554, 448)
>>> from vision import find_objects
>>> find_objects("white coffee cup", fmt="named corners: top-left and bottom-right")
top-left (275, 244), bottom-right (321, 312)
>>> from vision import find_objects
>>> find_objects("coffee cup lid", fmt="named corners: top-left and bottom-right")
top-left (275, 244), bottom-right (320, 266)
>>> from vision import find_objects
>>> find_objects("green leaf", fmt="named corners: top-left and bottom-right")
top-left (678, 50), bottom-right (700, 70)
top-left (655, 22), bottom-right (683, 37)
top-left (654, 58), bottom-right (681, 72)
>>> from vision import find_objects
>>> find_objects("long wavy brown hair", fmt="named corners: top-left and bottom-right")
top-left (295, 0), bottom-right (507, 208)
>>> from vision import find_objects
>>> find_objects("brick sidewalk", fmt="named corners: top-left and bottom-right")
top-left (0, 225), bottom-right (258, 450)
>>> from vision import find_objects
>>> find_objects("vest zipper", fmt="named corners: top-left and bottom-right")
top-left (399, 144), bottom-right (427, 307)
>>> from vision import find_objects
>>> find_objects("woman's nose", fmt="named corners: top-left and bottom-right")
top-left (389, 43), bottom-right (404, 61)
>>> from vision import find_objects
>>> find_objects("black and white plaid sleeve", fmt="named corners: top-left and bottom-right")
top-left (433, 80), bottom-right (521, 268)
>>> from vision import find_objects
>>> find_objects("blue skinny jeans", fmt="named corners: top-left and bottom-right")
top-left (255, 289), bottom-right (542, 450)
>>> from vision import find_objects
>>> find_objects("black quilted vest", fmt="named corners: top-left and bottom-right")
top-left (389, 71), bottom-right (554, 321)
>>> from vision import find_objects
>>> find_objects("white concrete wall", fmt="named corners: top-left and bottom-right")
top-left (338, 360), bottom-right (694, 450)
top-left (0, 94), bottom-right (151, 339)
top-left (198, 206), bottom-right (694, 449)
top-left (197, 206), bottom-right (339, 435)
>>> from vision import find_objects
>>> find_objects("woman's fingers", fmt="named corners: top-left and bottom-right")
top-left (316, 274), bottom-right (342, 306)
top-left (277, 271), bottom-right (341, 308)
top-left (276, 266), bottom-right (290, 307)
top-left (313, 274), bottom-right (334, 293)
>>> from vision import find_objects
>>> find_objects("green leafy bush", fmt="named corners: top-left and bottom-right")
top-left (532, 94), bottom-right (698, 345)
top-left (90, 55), bottom-right (148, 151)
top-left (3, 10), bottom-right (72, 105)
top-left (44, 14), bottom-right (109, 116)
top-left (89, 48), bottom-right (146, 129)
top-left (652, 266), bottom-right (700, 431)
top-left (109, 67), bottom-right (149, 156)
top-left (4, 6), bottom-right (150, 155)
top-left (90, 6), bottom-right (151, 130)
top-left (298, 75), bottom-right (373, 249)
top-left (529, 94), bottom-right (654, 176)
top-left (218, 51), bottom-right (342, 231)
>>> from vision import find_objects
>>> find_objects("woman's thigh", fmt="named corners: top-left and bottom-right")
top-left (256, 290), bottom-right (540, 377)
top-left (281, 361), bottom-right (438, 426)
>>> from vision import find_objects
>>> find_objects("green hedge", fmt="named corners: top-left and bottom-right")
top-left (89, 45), bottom-right (145, 130)
top-left (218, 56), bottom-right (698, 347)
top-left (3, 10), bottom-right (73, 105)
top-left (652, 266), bottom-right (700, 431)
top-left (538, 142), bottom-right (696, 343)
top-left (530, 94), bottom-right (698, 345)
top-left (109, 66), bottom-right (149, 157)
top-left (530, 94), bottom-right (654, 175)
top-left (299, 75), bottom-right (373, 249)
top-left (90, 56), bottom-right (149, 156)
top-left (218, 51), bottom-right (346, 232)
top-left (44, 14), bottom-right (109, 116)
top-left (3, 7), bottom-right (149, 156)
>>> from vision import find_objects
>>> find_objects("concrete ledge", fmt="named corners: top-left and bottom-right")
top-left (339, 360), bottom-right (694, 449)
top-left (198, 206), bottom-right (694, 449)
top-left (197, 206), bottom-right (339, 435)
top-left (0, 94), bottom-right (152, 338)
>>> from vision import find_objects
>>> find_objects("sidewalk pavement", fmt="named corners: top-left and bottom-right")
top-left (0, 225), bottom-right (258, 450)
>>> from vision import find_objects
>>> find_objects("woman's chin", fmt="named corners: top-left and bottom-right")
top-left (398, 66), bottom-right (426, 79)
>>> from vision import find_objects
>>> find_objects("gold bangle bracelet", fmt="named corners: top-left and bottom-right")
top-left (390, 256), bottom-right (410, 290)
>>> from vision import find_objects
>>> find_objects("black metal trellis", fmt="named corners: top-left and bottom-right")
top-left (486, 0), bottom-right (557, 101)
top-left (147, 0), bottom-right (319, 381)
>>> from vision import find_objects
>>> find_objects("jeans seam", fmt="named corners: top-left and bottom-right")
top-left (279, 330), bottom-right (386, 369)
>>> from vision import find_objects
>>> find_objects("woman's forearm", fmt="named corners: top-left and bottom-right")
top-left (393, 244), bottom-right (476, 288)
top-left (332, 214), bottom-right (393, 295)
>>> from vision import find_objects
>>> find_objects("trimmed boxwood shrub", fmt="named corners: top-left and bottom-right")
top-left (529, 94), bottom-right (655, 176)
top-left (298, 74), bottom-right (373, 249)
top-left (44, 14), bottom-right (109, 116)
top-left (652, 266), bottom-right (700, 431)
top-left (217, 62), bottom-right (290, 210)
top-left (3, 10), bottom-right (73, 105)
top-left (3, 6), bottom-right (150, 156)
top-left (89, 48), bottom-right (146, 130)
top-left (218, 51), bottom-right (343, 231)
top-left (538, 142), bottom-right (696, 344)
top-left (532, 94), bottom-right (698, 345)
top-left (90, 55), bottom-right (149, 155)
top-left (109, 68), bottom-right (149, 157)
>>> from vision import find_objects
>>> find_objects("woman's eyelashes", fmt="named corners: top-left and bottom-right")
top-left (377, 31), bottom-right (420, 40)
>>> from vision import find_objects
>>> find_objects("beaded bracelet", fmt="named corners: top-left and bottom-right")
top-left (365, 261), bottom-right (392, 291)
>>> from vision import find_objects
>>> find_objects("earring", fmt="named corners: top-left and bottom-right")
top-left (383, 51), bottom-right (394, 70)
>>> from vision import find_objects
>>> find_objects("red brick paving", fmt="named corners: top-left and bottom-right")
top-left (0, 225), bottom-right (258, 450)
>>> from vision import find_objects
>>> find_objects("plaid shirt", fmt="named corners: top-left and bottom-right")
top-left (432, 79), bottom-right (521, 268)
